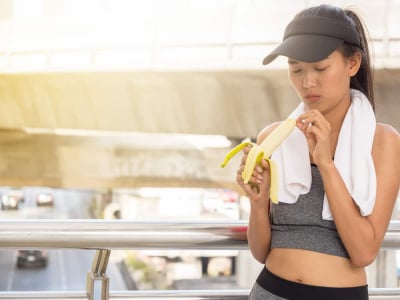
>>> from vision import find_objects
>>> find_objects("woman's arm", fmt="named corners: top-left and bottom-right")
top-left (247, 194), bottom-right (271, 263)
top-left (237, 123), bottom-right (280, 263)
top-left (319, 124), bottom-right (400, 267)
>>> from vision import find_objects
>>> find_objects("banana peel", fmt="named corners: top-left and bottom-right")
top-left (220, 118), bottom-right (296, 204)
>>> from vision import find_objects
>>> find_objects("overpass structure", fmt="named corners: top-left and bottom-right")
top-left (0, 69), bottom-right (399, 189)
top-left (0, 0), bottom-right (398, 189)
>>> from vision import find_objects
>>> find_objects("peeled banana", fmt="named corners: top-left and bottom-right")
top-left (220, 118), bottom-right (296, 204)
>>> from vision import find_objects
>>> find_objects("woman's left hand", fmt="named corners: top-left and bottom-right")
top-left (296, 109), bottom-right (333, 166)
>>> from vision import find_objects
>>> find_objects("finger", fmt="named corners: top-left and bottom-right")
top-left (236, 167), bottom-right (243, 179)
top-left (255, 179), bottom-right (270, 198)
top-left (303, 116), bottom-right (317, 129)
top-left (237, 172), bottom-right (260, 186)
top-left (251, 173), bottom-right (263, 184)
top-left (302, 114), bottom-right (329, 132)
top-left (302, 116), bottom-right (330, 134)
top-left (236, 171), bottom-right (245, 185)
top-left (297, 116), bottom-right (314, 130)
top-left (297, 110), bottom-right (325, 126)
top-left (297, 119), bottom-right (312, 133)
top-left (240, 153), bottom-right (248, 165)
top-left (236, 167), bottom-right (244, 184)
top-left (260, 159), bottom-right (270, 170)
top-left (242, 145), bottom-right (251, 155)
top-left (250, 183), bottom-right (260, 194)
top-left (306, 124), bottom-right (326, 141)
top-left (241, 183), bottom-right (257, 197)
top-left (305, 111), bottom-right (329, 127)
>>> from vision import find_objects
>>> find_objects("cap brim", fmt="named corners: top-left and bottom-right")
top-left (262, 35), bottom-right (344, 65)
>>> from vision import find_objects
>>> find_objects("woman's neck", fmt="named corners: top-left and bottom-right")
top-left (324, 93), bottom-right (352, 134)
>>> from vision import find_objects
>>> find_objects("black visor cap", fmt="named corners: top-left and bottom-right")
top-left (262, 15), bottom-right (360, 65)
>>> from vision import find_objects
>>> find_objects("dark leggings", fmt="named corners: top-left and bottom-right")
top-left (249, 267), bottom-right (369, 300)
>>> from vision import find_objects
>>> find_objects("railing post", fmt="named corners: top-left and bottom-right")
top-left (86, 249), bottom-right (111, 300)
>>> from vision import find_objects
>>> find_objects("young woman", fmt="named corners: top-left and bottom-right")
top-left (236, 4), bottom-right (400, 300)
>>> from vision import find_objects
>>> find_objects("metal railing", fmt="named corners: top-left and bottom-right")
top-left (0, 219), bottom-right (399, 300)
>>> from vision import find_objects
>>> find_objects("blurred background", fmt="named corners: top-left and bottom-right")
top-left (0, 0), bottom-right (399, 292)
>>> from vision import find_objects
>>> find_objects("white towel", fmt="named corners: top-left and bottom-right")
top-left (271, 89), bottom-right (376, 220)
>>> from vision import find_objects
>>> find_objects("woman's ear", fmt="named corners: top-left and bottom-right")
top-left (348, 52), bottom-right (362, 77)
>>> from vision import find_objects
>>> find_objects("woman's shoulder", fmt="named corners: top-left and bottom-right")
top-left (375, 123), bottom-right (400, 141)
top-left (373, 123), bottom-right (400, 156)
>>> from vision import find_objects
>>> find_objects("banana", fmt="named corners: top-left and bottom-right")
top-left (220, 118), bottom-right (296, 204)
top-left (220, 141), bottom-right (252, 168)
top-left (241, 144), bottom-right (264, 184)
top-left (268, 159), bottom-right (278, 203)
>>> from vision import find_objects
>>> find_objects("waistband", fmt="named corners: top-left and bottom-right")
top-left (256, 266), bottom-right (368, 300)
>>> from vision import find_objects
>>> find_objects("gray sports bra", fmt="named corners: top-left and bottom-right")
top-left (270, 164), bottom-right (349, 258)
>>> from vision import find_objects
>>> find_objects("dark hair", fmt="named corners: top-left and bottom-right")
top-left (296, 5), bottom-right (375, 111)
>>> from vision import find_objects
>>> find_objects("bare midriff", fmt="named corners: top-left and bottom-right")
top-left (265, 248), bottom-right (367, 287)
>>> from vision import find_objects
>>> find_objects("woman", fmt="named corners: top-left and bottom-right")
top-left (237, 4), bottom-right (400, 300)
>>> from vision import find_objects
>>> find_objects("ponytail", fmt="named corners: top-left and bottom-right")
top-left (341, 9), bottom-right (375, 111)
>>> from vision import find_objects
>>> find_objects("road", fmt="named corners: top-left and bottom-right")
top-left (0, 187), bottom-right (126, 291)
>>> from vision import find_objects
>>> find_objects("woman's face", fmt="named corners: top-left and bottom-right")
top-left (287, 49), bottom-right (360, 113)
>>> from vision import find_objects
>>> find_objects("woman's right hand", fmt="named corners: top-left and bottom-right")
top-left (236, 146), bottom-right (272, 208)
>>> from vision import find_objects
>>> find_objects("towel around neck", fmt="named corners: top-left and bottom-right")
top-left (270, 89), bottom-right (376, 220)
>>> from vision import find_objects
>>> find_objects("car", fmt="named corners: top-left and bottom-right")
top-left (8, 189), bottom-right (25, 203)
top-left (1, 195), bottom-right (20, 210)
top-left (16, 250), bottom-right (48, 268)
top-left (36, 193), bottom-right (54, 207)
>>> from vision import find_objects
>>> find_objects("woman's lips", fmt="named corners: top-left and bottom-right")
top-left (305, 94), bottom-right (321, 101)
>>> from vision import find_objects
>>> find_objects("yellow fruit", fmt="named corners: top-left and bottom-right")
top-left (258, 118), bottom-right (296, 159)
top-left (242, 144), bottom-right (264, 184)
top-left (268, 159), bottom-right (279, 204)
top-left (220, 141), bottom-right (252, 168)
top-left (220, 118), bottom-right (296, 203)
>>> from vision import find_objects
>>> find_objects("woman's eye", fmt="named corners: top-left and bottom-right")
top-left (315, 67), bottom-right (327, 72)
top-left (291, 69), bottom-right (302, 74)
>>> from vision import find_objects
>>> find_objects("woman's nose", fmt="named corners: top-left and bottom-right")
top-left (302, 72), bottom-right (317, 88)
